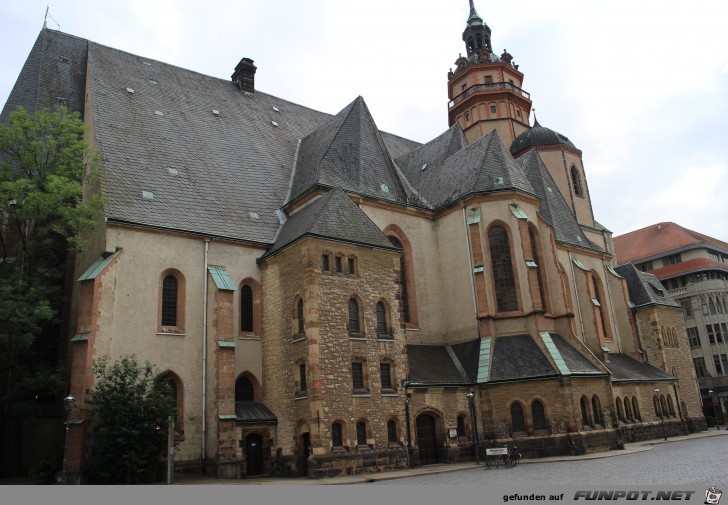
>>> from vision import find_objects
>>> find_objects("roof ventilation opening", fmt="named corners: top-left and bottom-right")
top-left (126, 88), bottom-right (135, 94)
top-left (168, 168), bottom-right (179, 176)
top-left (212, 110), bottom-right (220, 115)
top-left (271, 121), bottom-right (279, 127)
top-left (276, 208), bottom-right (287, 224)
top-left (272, 106), bottom-right (280, 112)
top-left (232, 57), bottom-right (257, 94)
top-left (494, 176), bottom-right (504, 185)
top-left (249, 211), bottom-right (260, 221)
top-left (380, 184), bottom-right (390, 193)
top-left (155, 110), bottom-right (164, 116)
top-left (142, 191), bottom-right (154, 200)
top-left (421, 164), bottom-right (427, 171)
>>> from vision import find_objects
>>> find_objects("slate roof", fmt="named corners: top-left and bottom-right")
top-left (235, 402), bottom-right (277, 424)
top-left (549, 334), bottom-right (604, 375)
top-left (288, 96), bottom-right (412, 206)
top-left (598, 353), bottom-right (675, 382)
top-left (519, 151), bottom-right (593, 249)
top-left (261, 188), bottom-right (397, 260)
top-left (613, 222), bottom-right (728, 264)
top-left (1, 29), bottom-right (88, 121)
top-left (613, 263), bottom-right (680, 308)
top-left (407, 344), bottom-right (469, 385)
top-left (397, 130), bottom-right (536, 209)
top-left (509, 118), bottom-right (579, 157)
top-left (489, 334), bottom-right (558, 382)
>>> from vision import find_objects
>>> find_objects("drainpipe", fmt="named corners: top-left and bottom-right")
top-left (462, 208), bottom-right (480, 339)
top-left (202, 238), bottom-right (210, 471)
top-left (568, 252), bottom-right (586, 342)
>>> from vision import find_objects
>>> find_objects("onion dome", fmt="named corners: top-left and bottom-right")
top-left (509, 117), bottom-right (578, 157)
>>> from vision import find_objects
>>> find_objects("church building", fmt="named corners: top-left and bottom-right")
top-left (2, 1), bottom-right (705, 480)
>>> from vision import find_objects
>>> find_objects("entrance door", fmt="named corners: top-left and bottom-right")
top-left (416, 414), bottom-right (439, 465)
top-left (300, 432), bottom-right (311, 476)
top-left (245, 433), bottom-right (264, 476)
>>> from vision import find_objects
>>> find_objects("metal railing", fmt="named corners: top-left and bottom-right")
top-left (448, 82), bottom-right (531, 109)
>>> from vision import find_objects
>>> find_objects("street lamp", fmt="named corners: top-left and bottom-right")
top-left (62, 394), bottom-right (75, 484)
top-left (653, 389), bottom-right (667, 441)
top-left (466, 389), bottom-right (480, 464)
top-left (708, 390), bottom-right (720, 430)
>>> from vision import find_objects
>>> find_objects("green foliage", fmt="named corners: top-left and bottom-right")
top-left (0, 105), bottom-right (103, 476)
top-left (85, 355), bottom-right (177, 484)
top-left (28, 445), bottom-right (63, 484)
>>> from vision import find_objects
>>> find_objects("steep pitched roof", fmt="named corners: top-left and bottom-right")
top-left (1, 29), bottom-right (88, 121)
top-left (489, 335), bottom-right (558, 382)
top-left (261, 188), bottom-right (396, 260)
top-left (549, 334), bottom-right (604, 375)
top-left (288, 96), bottom-right (411, 205)
top-left (613, 222), bottom-right (728, 264)
top-left (518, 150), bottom-right (593, 249)
top-left (396, 130), bottom-right (535, 209)
top-left (613, 263), bottom-right (680, 308)
top-left (407, 344), bottom-right (469, 385)
top-left (598, 353), bottom-right (675, 382)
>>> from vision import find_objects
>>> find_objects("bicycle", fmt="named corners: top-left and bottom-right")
top-left (502, 444), bottom-right (521, 468)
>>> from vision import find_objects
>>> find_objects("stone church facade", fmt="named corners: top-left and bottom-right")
top-left (2, 1), bottom-right (705, 480)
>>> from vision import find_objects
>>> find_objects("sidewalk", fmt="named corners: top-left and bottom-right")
top-left (174, 428), bottom-right (728, 485)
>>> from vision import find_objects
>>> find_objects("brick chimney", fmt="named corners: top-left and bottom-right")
top-left (232, 58), bottom-right (257, 94)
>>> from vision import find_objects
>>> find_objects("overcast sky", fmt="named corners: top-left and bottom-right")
top-left (2, 0), bottom-right (727, 244)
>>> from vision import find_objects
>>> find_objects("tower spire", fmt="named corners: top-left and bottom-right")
top-left (468, 0), bottom-right (481, 23)
top-left (462, 0), bottom-right (491, 57)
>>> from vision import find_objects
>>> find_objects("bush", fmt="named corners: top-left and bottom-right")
top-left (84, 355), bottom-right (177, 484)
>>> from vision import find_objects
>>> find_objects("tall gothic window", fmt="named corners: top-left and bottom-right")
top-left (348, 298), bottom-right (361, 334)
top-left (235, 375), bottom-right (254, 402)
top-left (356, 421), bottom-right (367, 446)
top-left (580, 396), bottom-right (591, 427)
top-left (240, 284), bottom-right (253, 332)
top-left (489, 226), bottom-right (518, 312)
top-left (332, 422), bottom-right (343, 447)
top-left (297, 298), bottom-right (304, 335)
top-left (571, 165), bottom-right (583, 197)
top-left (388, 236), bottom-right (410, 323)
top-left (532, 400), bottom-right (547, 430)
top-left (529, 227), bottom-right (547, 310)
top-left (511, 402), bottom-right (526, 433)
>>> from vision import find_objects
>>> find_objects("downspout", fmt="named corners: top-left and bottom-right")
top-left (202, 238), bottom-right (210, 469)
top-left (463, 208), bottom-right (480, 339)
top-left (602, 262), bottom-right (622, 353)
top-left (568, 252), bottom-right (586, 342)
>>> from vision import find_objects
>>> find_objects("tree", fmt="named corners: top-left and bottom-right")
top-left (0, 106), bottom-right (102, 475)
top-left (86, 355), bottom-right (177, 484)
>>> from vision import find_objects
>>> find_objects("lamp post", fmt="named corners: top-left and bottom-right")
top-left (62, 394), bottom-right (75, 484)
top-left (653, 389), bottom-right (667, 441)
top-left (708, 389), bottom-right (720, 430)
top-left (466, 389), bottom-right (480, 464)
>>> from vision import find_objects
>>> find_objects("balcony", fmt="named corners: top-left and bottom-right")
top-left (448, 82), bottom-right (531, 109)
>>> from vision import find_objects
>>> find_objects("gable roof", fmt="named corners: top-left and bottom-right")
top-left (613, 222), bottom-right (728, 264)
top-left (613, 263), bottom-right (680, 308)
top-left (260, 188), bottom-right (397, 260)
top-left (518, 150), bottom-right (593, 249)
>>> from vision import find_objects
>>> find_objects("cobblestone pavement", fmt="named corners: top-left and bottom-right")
top-left (367, 433), bottom-right (728, 486)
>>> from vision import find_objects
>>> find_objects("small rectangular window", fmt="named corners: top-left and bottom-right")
top-left (706, 324), bottom-right (715, 343)
top-left (687, 327), bottom-right (700, 348)
top-left (484, 76), bottom-right (493, 84)
top-left (380, 362), bottom-right (392, 390)
top-left (490, 104), bottom-right (496, 113)
top-left (352, 362), bottom-right (364, 390)
top-left (335, 256), bottom-right (343, 273)
top-left (681, 299), bottom-right (694, 317)
top-left (347, 258), bottom-right (355, 275)
top-left (713, 355), bottom-right (723, 376)
top-left (663, 253), bottom-right (682, 266)
top-left (299, 363), bottom-right (307, 392)
top-left (693, 357), bottom-right (707, 378)
top-left (322, 254), bottom-right (330, 271)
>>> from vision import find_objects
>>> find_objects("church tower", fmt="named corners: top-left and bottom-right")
top-left (447, 0), bottom-right (532, 145)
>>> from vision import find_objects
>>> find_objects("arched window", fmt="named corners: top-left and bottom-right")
top-left (159, 270), bottom-right (185, 332)
top-left (532, 400), bottom-right (547, 430)
top-left (156, 371), bottom-right (183, 433)
top-left (571, 165), bottom-right (583, 197)
top-left (240, 285), bottom-right (253, 332)
top-left (348, 298), bottom-right (361, 334)
top-left (161, 276), bottom-right (178, 326)
top-left (332, 422), bottom-right (343, 447)
top-left (624, 396), bottom-right (633, 420)
top-left (356, 421), bottom-right (367, 446)
top-left (376, 301), bottom-right (389, 336)
top-left (580, 396), bottom-right (591, 427)
top-left (591, 395), bottom-right (603, 425)
top-left (489, 225), bottom-right (518, 312)
top-left (297, 298), bottom-right (304, 335)
top-left (616, 398), bottom-right (624, 422)
top-left (632, 397), bottom-right (640, 420)
top-left (235, 375), bottom-right (255, 402)
top-left (387, 420), bottom-right (398, 444)
top-left (511, 402), bottom-right (526, 433)
top-left (388, 236), bottom-right (410, 323)
top-left (591, 274), bottom-right (611, 341)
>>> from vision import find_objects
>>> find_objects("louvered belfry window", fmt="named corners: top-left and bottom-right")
top-left (161, 275), bottom-right (178, 326)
